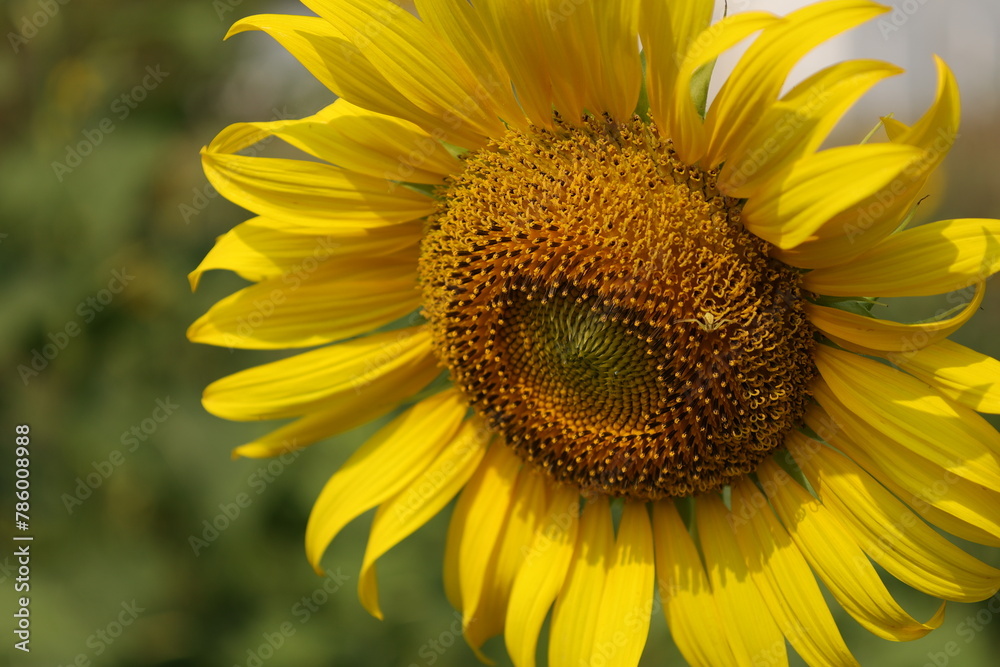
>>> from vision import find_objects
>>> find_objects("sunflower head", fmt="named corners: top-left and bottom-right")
top-left (191, 1), bottom-right (1000, 666)
top-left (420, 113), bottom-right (817, 500)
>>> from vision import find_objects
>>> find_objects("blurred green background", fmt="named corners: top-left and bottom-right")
top-left (1, 1), bottom-right (999, 666)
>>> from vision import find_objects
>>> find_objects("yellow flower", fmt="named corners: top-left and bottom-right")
top-left (189, 1), bottom-right (1000, 665)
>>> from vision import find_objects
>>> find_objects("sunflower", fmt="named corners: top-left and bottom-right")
top-left (189, 1), bottom-right (1000, 665)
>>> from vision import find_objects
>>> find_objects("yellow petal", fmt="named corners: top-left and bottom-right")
top-left (474, 0), bottom-right (643, 126)
top-left (741, 143), bottom-right (925, 249)
top-left (704, 0), bottom-right (888, 167)
top-left (535, 0), bottom-right (641, 122)
top-left (443, 467), bottom-right (470, 610)
top-left (589, 1), bottom-right (643, 122)
top-left (202, 326), bottom-right (436, 420)
top-left (188, 260), bottom-right (419, 350)
top-left (730, 477), bottom-right (859, 667)
top-left (478, 1), bottom-right (556, 128)
top-left (358, 418), bottom-right (490, 618)
top-left (413, 0), bottom-right (525, 126)
top-left (668, 12), bottom-right (780, 164)
top-left (201, 151), bottom-right (435, 228)
top-left (719, 59), bottom-right (901, 197)
top-left (886, 55), bottom-right (961, 161)
top-left (774, 58), bottom-right (961, 269)
top-left (466, 468), bottom-right (552, 656)
top-left (527, 0), bottom-right (591, 120)
top-left (549, 497), bottom-right (614, 667)
top-left (226, 14), bottom-right (371, 99)
top-left (308, 101), bottom-right (462, 182)
top-left (652, 501), bottom-right (738, 667)
top-left (787, 432), bottom-right (1000, 602)
top-left (804, 282), bottom-right (984, 352)
top-left (189, 217), bottom-right (421, 290)
top-left (803, 402), bottom-right (1000, 548)
top-left (815, 345), bottom-right (1000, 491)
top-left (803, 218), bottom-right (1000, 296)
top-left (640, 0), bottom-right (714, 127)
top-left (305, 389), bottom-right (467, 571)
top-left (231, 396), bottom-right (417, 460)
top-left (227, 14), bottom-right (486, 149)
top-left (696, 494), bottom-right (787, 666)
top-left (447, 443), bottom-right (522, 658)
top-left (589, 501), bottom-right (655, 667)
top-left (809, 380), bottom-right (1000, 542)
top-left (505, 484), bottom-right (580, 667)
top-left (206, 100), bottom-right (462, 185)
top-left (882, 116), bottom-right (909, 141)
top-left (890, 339), bottom-right (1000, 413)
top-left (761, 458), bottom-right (945, 642)
top-left (305, 0), bottom-right (503, 140)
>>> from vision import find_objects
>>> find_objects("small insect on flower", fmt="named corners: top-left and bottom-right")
top-left (675, 311), bottom-right (737, 332)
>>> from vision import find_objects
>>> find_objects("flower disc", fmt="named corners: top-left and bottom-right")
top-left (420, 116), bottom-right (817, 500)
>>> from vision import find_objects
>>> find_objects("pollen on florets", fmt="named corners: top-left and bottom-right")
top-left (419, 114), bottom-right (816, 501)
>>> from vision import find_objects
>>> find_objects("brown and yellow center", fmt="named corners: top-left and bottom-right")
top-left (419, 115), bottom-right (816, 500)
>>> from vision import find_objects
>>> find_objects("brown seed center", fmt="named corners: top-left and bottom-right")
top-left (419, 115), bottom-right (816, 500)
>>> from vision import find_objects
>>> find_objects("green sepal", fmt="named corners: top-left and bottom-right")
top-left (769, 450), bottom-right (815, 495)
top-left (634, 50), bottom-right (712, 120)
top-left (892, 194), bottom-right (930, 235)
top-left (441, 140), bottom-right (468, 160)
top-left (811, 294), bottom-right (881, 318)
top-left (634, 50), bottom-right (650, 120)
top-left (859, 113), bottom-right (891, 145)
top-left (609, 497), bottom-right (625, 532)
top-left (675, 496), bottom-right (696, 533)
top-left (400, 182), bottom-right (439, 199)
top-left (691, 60), bottom-right (715, 119)
top-left (404, 371), bottom-right (456, 407)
